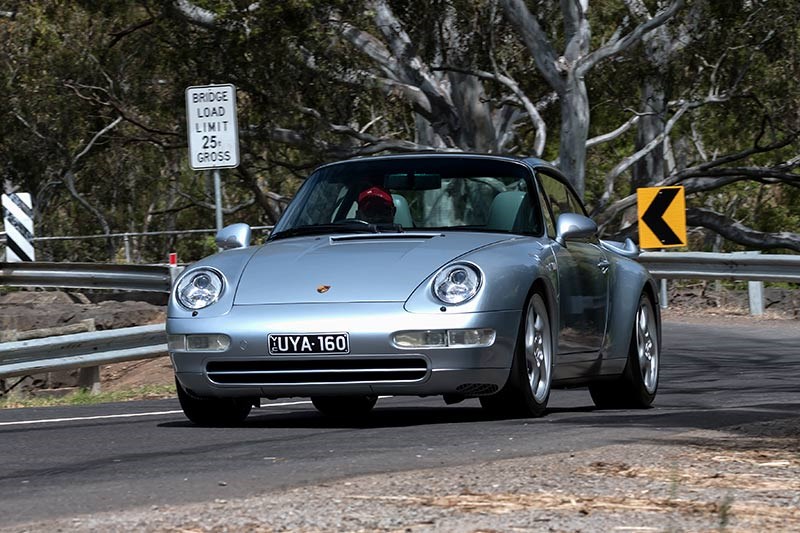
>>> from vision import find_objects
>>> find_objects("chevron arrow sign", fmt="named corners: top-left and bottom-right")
top-left (637, 186), bottom-right (687, 249)
top-left (2, 192), bottom-right (35, 262)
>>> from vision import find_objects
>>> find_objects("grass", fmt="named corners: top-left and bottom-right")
top-left (0, 383), bottom-right (176, 409)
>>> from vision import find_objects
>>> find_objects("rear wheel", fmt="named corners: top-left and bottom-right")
top-left (589, 293), bottom-right (659, 408)
top-left (480, 292), bottom-right (552, 418)
top-left (311, 395), bottom-right (378, 417)
top-left (175, 377), bottom-right (253, 426)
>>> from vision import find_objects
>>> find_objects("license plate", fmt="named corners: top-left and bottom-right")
top-left (268, 333), bottom-right (350, 355)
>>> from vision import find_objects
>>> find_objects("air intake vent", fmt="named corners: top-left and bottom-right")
top-left (329, 233), bottom-right (440, 243)
top-left (455, 383), bottom-right (499, 396)
top-left (206, 357), bottom-right (428, 385)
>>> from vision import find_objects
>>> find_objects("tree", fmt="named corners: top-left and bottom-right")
top-left (1, 0), bottom-right (799, 260)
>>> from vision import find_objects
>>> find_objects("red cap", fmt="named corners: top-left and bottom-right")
top-left (358, 186), bottom-right (393, 207)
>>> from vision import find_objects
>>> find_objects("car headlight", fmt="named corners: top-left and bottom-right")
top-left (176, 268), bottom-right (224, 310)
top-left (433, 263), bottom-right (482, 305)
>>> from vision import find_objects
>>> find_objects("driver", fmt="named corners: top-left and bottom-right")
top-left (357, 186), bottom-right (396, 224)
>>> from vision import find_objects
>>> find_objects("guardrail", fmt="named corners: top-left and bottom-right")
top-left (638, 252), bottom-right (800, 283)
top-left (0, 324), bottom-right (166, 380)
top-left (0, 262), bottom-right (173, 292)
top-left (1, 251), bottom-right (798, 389)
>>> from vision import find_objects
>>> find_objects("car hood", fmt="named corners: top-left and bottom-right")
top-left (233, 232), bottom-right (510, 304)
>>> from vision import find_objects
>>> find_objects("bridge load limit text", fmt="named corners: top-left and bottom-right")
top-left (185, 84), bottom-right (240, 170)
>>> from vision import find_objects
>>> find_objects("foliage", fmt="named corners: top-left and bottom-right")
top-left (0, 0), bottom-right (798, 260)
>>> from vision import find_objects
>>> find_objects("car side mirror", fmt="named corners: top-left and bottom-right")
top-left (555, 213), bottom-right (597, 246)
top-left (215, 223), bottom-right (252, 250)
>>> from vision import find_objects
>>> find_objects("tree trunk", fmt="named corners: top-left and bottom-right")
top-left (632, 71), bottom-right (668, 190)
top-left (559, 75), bottom-right (590, 198)
top-left (448, 72), bottom-right (497, 152)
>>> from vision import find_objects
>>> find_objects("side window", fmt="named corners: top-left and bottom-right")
top-left (537, 178), bottom-right (556, 238)
top-left (537, 171), bottom-right (588, 237)
top-left (538, 173), bottom-right (570, 237)
top-left (565, 189), bottom-right (586, 216)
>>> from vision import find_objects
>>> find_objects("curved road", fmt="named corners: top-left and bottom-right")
top-left (0, 319), bottom-right (798, 525)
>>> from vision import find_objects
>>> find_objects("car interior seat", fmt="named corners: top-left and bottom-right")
top-left (392, 194), bottom-right (414, 227)
top-left (486, 191), bottom-right (529, 232)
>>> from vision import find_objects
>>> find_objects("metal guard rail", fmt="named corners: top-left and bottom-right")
top-left (637, 252), bottom-right (800, 283)
top-left (0, 262), bottom-right (172, 292)
top-left (0, 324), bottom-right (166, 379)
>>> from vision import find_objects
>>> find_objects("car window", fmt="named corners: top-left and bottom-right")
top-left (537, 171), bottom-right (586, 219)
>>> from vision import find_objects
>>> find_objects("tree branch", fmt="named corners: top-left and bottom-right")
top-left (498, 0), bottom-right (564, 92)
top-left (108, 17), bottom-right (155, 48)
top-left (577, 0), bottom-right (685, 76)
top-left (433, 65), bottom-right (547, 156)
top-left (687, 207), bottom-right (800, 252)
top-left (586, 114), bottom-right (641, 149)
top-left (175, 189), bottom-right (256, 215)
top-left (594, 130), bottom-right (800, 228)
top-left (594, 103), bottom-right (689, 213)
top-left (72, 116), bottom-right (123, 168)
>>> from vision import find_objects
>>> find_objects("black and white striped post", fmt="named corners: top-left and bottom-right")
top-left (2, 192), bottom-right (35, 262)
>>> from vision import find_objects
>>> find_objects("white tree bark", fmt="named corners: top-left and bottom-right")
top-left (499, 0), bottom-right (685, 198)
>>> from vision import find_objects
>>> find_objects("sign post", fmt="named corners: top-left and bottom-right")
top-left (185, 84), bottom-right (240, 231)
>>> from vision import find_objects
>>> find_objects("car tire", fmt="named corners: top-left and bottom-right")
top-left (480, 291), bottom-right (553, 418)
top-left (175, 377), bottom-right (253, 426)
top-left (589, 292), bottom-right (659, 409)
top-left (311, 395), bottom-right (378, 417)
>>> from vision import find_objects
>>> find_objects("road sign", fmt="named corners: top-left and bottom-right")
top-left (185, 84), bottom-right (239, 170)
top-left (637, 186), bottom-right (687, 249)
top-left (2, 192), bottom-right (35, 262)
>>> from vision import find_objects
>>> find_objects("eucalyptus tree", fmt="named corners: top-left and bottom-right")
top-left (2, 0), bottom-right (799, 259)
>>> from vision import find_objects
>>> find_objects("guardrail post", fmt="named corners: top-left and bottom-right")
top-left (741, 251), bottom-right (764, 316)
top-left (77, 365), bottom-right (101, 394)
top-left (748, 280), bottom-right (764, 316)
top-left (123, 234), bottom-right (132, 263)
top-left (659, 278), bottom-right (668, 309)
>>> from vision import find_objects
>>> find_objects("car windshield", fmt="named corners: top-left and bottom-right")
top-left (271, 156), bottom-right (543, 239)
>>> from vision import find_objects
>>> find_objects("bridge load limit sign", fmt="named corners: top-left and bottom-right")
top-left (185, 84), bottom-right (239, 170)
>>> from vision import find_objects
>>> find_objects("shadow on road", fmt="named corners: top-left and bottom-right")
top-left (158, 400), bottom-right (799, 434)
top-left (160, 405), bottom-right (501, 430)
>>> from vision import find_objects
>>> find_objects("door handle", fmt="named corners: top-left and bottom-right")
top-left (597, 258), bottom-right (610, 274)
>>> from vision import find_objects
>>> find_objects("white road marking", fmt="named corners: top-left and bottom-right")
top-left (0, 410), bottom-right (185, 427)
top-left (0, 400), bottom-right (315, 427)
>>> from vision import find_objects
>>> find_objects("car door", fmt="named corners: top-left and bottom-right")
top-left (536, 171), bottom-right (609, 357)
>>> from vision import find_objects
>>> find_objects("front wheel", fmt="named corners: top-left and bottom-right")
top-left (311, 395), bottom-right (378, 417)
top-left (589, 293), bottom-right (659, 408)
top-left (175, 377), bottom-right (253, 426)
top-left (480, 292), bottom-right (553, 418)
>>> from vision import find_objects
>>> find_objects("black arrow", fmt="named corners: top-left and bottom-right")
top-left (641, 188), bottom-right (682, 245)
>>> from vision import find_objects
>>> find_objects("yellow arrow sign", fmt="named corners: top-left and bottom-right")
top-left (637, 186), bottom-right (687, 249)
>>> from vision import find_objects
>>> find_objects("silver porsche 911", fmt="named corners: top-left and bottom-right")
top-left (167, 154), bottom-right (661, 425)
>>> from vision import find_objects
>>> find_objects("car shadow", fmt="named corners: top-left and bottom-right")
top-left (159, 405), bottom-right (514, 429)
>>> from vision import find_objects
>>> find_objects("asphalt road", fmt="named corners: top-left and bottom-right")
top-left (0, 319), bottom-right (798, 526)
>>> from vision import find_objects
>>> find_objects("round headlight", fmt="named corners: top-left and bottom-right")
top-left (433, 264), bottom-right (481, 305)
top-left (176, 269), bottom-right (224, 310)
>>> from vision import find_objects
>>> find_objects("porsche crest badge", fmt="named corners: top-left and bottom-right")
top-left (317, 285), bottom-right (331, 294)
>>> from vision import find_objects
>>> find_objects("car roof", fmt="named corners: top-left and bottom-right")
top-left (315, 152), bottom-right (564, 176)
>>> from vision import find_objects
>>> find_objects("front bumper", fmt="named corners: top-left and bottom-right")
top-left (168, 303), bottom-right (519, 399)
